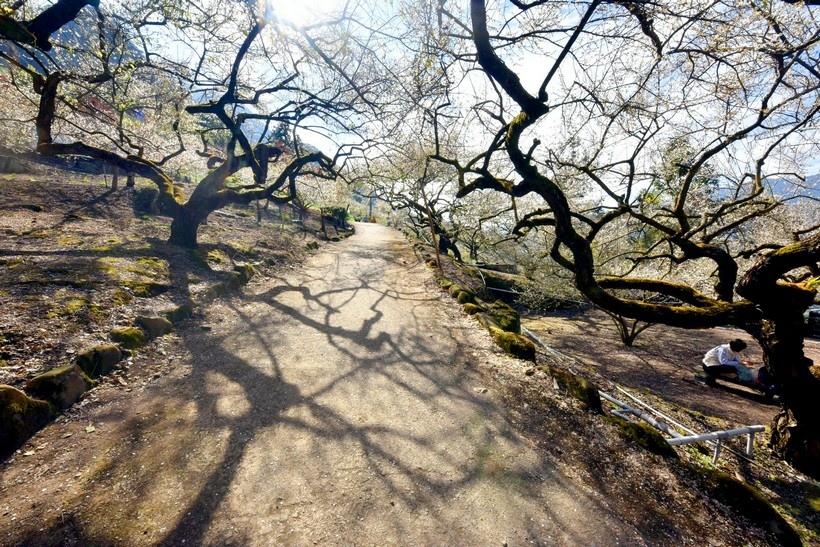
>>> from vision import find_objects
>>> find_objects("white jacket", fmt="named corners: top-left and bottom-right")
top-left (703, 344), bottom-right (740, 367)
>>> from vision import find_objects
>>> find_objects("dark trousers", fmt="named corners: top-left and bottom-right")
top-left (702, 364), bottom-right (737, 376)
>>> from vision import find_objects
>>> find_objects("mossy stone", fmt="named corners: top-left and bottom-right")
top-left (488, 300), bottom-right (520, 333)
top-left (135, 316), bottom-right (174, 340)
top-left (165, 303), bottom-right (194, 324)
top-left (123, 280), bottom-right (171, 298)
top-left (226, 271), bottom-right (244, 289)
top-left (25, 365), bottom-right (93, 410)
top-left (0, 385), bottom-right (54, 459)
top-left (233, 263), bottom-right (257, 284)
top-left (449, 284), bottom-right (475, 304)
top-left (455, 291), bottom-right (475, 304)
top-left (437, 278), bottom-right (454, 290)
top-left (680, 462), bottom-right (801, 547)
top-left (306, 241), bottom-right (320, 251)
top-left (604, 415), bottom-right (677, 458)
top-left (489, 327), bottom-right (536, 362)
top-left (463, 303), bottom-right (485, 315)
top-left (544, 365), bottom-right (602, 413)
top-left (75, 344), bottom-right (123, 378)
top-left (110, 327), bottom-right (147, 350)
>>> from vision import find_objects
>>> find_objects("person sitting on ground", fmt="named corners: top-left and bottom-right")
top-left (702, 338), bottom-right (755, 383)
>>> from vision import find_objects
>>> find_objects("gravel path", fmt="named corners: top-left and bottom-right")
top-left (148, 222), bottom-right (638, 545)
top-left (0, 223), bottom-right (758, 545)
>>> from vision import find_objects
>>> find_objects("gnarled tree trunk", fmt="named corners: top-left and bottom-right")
top-left (748, 316), bottom-right (820, 478)
top-left (737, 234), bottom-right (820, 479)
top-left (168, 206), bottom-right (206, 249)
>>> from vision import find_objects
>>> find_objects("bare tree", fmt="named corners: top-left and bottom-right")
top-left (0, 0), bottom-right (377, 247)
top-left (431, 0), bottom-right (820, 477)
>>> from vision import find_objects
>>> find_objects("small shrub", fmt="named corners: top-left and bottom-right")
top-left (132, 186), bottom-right (159, 214)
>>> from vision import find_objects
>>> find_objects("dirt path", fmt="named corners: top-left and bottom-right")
top-left (0, 224), bottom-right (625, 545)
top-left (0, 223), bottom-right (792, 545)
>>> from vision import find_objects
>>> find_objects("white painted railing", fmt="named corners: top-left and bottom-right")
top-left (600, 389), bottom-right (765, 464)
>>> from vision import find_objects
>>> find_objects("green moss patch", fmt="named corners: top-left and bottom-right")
top-left (487, 300), bottom-right (520, 333)
top-left (122, 280), bottom-right (172, 298)
top-left (436, 277), bottom-right (454, 290)
top-left (226, 271), bottom-right (244, 289)
top-left (604, 415), bottom-right (677, 458)
top-left (15, 261), bottom-right (108, 289)
top-left (226, 242), bottom-right (261, 259)
top-left (133, 256), bottom-right (169, 277)
top-left (489, 326), bottom-right (536, 362)
top-left (541, 364), bottom-right (602, 412)
top-left (205, 249), bottom-right (229, 264)
top-left (75, 345), bottom-right (123, 378)
top-left (165, 303), bottom-right (194, 324)
top-left (456, 291), bottom-right (474, 304)
top-left (45, 295), bottom-right (100, 321)
top-left (809, 483), bottom-right (820, 513)
top-left (135, 316), bottom-right (173, 340)
top-left (449, 284), bottom-right (476, 304)
top-left (110, 327), bottom-right (147, 350)
top-left (463, 303), bottom-right (484, 315)
top-left (110, 289), bottom-right (133, 306)
top-left (680, 462), bottom-right (801, 547)
top-left (233, 263), bottom-right (257, 284)
top-left (0, 385), bottom-right (54, 459)
top-left (25, 365), bottom-right (93, 410)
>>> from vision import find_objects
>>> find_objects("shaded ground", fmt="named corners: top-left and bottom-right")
top-left (0, 176), bottom-right (818, 545)
top-left (524, 310), bottom-right (820, 428)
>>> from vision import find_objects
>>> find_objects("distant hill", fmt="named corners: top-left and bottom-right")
top-left (764, 173), bottom-right (819, 201)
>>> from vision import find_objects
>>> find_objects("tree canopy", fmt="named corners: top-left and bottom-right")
top-left (1, 0), bottom-right (819, 477)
